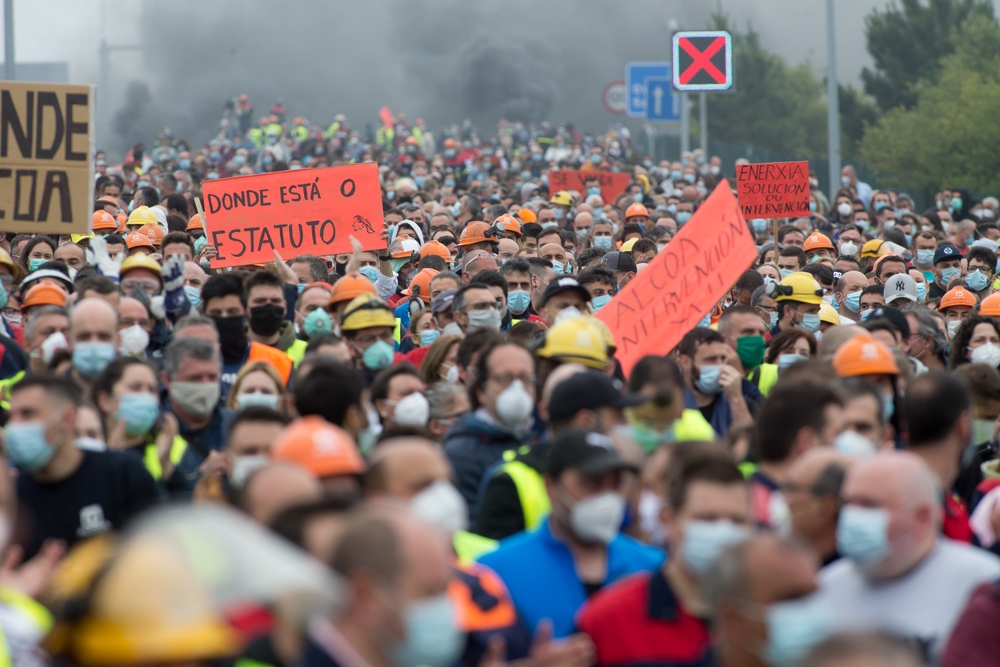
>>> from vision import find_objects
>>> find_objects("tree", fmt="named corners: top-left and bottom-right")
top-left (859, 15), bottom-right (1000, 192)
top-left (862, 0), bottom-right (995, 111)
top-left (838, 83), bottom-right (880, 162)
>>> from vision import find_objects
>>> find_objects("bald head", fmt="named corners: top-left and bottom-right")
top-left (243, 462), bottom-right (323, 526)
top-left (817, 325), bottom-right (868, 363)
top-left (118, 296), bottom-right (149, 322)
top-left (787, 448), bottom-right (855, 493)
top-left (69, 297), bottom-right (118, 346)
top-left (185, 260), bottom-right (206, 289)
top-left (574, 211), bottom-right (593, 227)
top-left (465, 254), bottom-right (498, 278)
top-left (366, 437), bottom-right (453, 499)
top-left (576, 204), bottom-right (593, 215)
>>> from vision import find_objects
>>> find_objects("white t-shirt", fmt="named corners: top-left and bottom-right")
top-left (818, 540), bottom-right (1000, 660)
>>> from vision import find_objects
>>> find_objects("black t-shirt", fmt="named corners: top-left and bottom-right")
top-left (16, 450), bottom-right (161, 559)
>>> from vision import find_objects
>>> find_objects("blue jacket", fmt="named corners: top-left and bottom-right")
top-left (478, 519), bottom-right (664, 639)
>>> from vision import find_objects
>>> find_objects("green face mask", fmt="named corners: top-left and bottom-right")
top-left (736, 335), bottom-right (766, 370)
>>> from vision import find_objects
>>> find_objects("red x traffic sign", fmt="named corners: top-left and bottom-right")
top-left (672, 30), bottom-right (733, 92)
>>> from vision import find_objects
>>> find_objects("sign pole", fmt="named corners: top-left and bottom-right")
top-left (699, 92), bottom-right (708, 152)
top-left (3, 0), bottom-right (13, 81)
top-left (826, 0), bottom-right (842, 201)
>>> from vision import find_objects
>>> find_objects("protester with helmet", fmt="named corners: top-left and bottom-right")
top-left (339, 294), bottom-right (399, 382)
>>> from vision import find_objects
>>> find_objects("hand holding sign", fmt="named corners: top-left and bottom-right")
top-left (595, 182), bottom-right (757, 375)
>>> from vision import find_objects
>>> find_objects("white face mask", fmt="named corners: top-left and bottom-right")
top-left (970, 342), bottom-right (1000, 368)
top-left (839, 241), bottom-right (858, 257)
top-left (947, 319), bottom-right (962, 338)
top-left (118, 324), bottom-right (150, 356)
top-left (389, 392), bottom-right (430, 427)
top-left (409, 480), bottom-right (468, 535)
top-left (494, 379), bottom-right (534, 428)
top-left (231, 454), bottom-right (269, 488)
top-left (568, 491), bottom-right (626, 544)
top-left (834, 430), bottom-right (877, 457)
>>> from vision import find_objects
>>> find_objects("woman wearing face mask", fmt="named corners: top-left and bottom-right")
top-left (23, 236), bottom-right (57, 274)
top-left (419, 334), bottom-right (463, 386)
top-left (765, 329), bottom-right (817, 371)
top-left (401, 309), bottom-right (441, 367)
top-left (226, 361), bottom-right (287, 414)
top-left (949, 316), bottom-right (1000, 369)
top-left (92, 357), bottom-right (181, 484)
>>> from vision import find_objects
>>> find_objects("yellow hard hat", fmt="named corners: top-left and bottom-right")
top-left (818, 301), bottom-right (840, 326)
top-left (126, 205), bottom-right (158, 227)
top-left (620, 238), bottom-right (638, 253)
top-left (550, 190), bottom-right (573, 207)
top-left (535, 316), bottom-right (609, 369)
top-left (120, 253), bottom-right (163, 280)
top-left (340, 294), bottom-right (396, 332)
top-left (860, 239), bottom-right (887, 259)
top-left (71, 233), bottom-right (96, 244)
top-left (0, 247), bottom-right (20, 279)
top-left (773, 272), bottom-right (824, 305)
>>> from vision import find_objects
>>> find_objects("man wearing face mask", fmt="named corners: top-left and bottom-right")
top-left (578, 445), bottom-right (749, 667)
top-left (245, 270), bottom-right (302, 355)
top-left (538, 278), bottom-right (592, 328)
top-left (338, 294), bottom-right (399, 384)
top-left (67, 298), bottom-right (120, 395)
top-left (372, 365), bottom-right (429, 430)
top-left (834, 271), bottom-right (868, 325)
top-left (11, 376), bottom-right (159, 559)
top-left (818, 452), bottom-right (1000, 660)
top-left (771, 272), bottom-right (824, 337)
top-left (783, 449), bottom-right (853, 566)
top-left (929, 244), bottom-right (963, 299)
top-left (677, 328), bottom-right (753, 437)
top-left (479, 431), bottom-right (663, 640)
top-left (600, 252), bottom-right (637, 291)
top-left (451, 284), bottom-right (503, 334)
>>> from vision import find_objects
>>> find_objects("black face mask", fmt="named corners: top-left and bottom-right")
top-left (335, 261), bottom-right (349, 276)
top-left (249, 304), bottom-right (285, 337)
top-left (212, 315), bottom-right (248, 362)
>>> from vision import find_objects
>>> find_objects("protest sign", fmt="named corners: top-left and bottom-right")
top-left (548, 170), bottom-right (631, 204)
top-left (0, 81), bottom-right (94, 234)
top-left (201, 163), bottom-right (384, 269)
top-left (596, 181), bottom-right (757, 375)
top-left (736, 160), bottom-right (810, 219)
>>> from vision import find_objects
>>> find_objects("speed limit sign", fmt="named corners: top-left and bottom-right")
top-left (603, 81), bottom-right (627, 115)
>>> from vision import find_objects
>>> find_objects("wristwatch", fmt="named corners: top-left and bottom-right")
top-left (378, 254), bottom-right (392, 261)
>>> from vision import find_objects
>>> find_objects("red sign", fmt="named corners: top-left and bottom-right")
top-left (596, 182), bottom-right (757, 375)
top-left (201, 164), bottom-right (385, 269)
top-left (736, 160), bottom-right (810, 219)
top-left (548, 170), bottom-right (631, 204)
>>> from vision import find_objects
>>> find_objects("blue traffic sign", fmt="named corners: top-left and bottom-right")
top-left (644, 77), bottom-right (681, 121)
top-left (625, 61), bottom-right (670, 117)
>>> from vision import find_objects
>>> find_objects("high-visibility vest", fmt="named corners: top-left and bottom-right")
top-left (144, 435), bottom-right (188, 481)
top-left (248, 341), bottom-right (293, 384)
top-left (286, 339), bottom-right (309, 367)
top-left (674, 409), bottom-right (717, 442)
top-left (453, 530), bottom-right (498, 566)
top-left (747, 363), bottom-right (779, 397)
top-left (739, 461), bottom-right (758, 479)
top-left (0, 370), bottom-right (24, 411)
top-left (393, 318), bottom-right (402, 346)
top-left (496, 448), bottom-right (551, 531)
top-left (0, 586), bottom-right (53, 667)
top-left (448, 562), bottom-right (517, 631)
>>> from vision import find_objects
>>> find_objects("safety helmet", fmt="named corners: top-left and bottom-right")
top-left (620, 238), bottom-right (638, 253)
top-left (773, 272), bottom-right (824, 305)
top-left (443, 138), bottom-right (458, 149)
top-left (70, 233), bottom-right (95, 244)
top-left (803, 232), bottom-right (835, 252)
top-left (116, 213), bottom-right (128, 232)
top-left (389, 237), bottom-right (421, 259)
top-left (340, 294), bottom-right (396, 332)
top-left (494, 214), bottom-right (523, 237)
top-left (980, 292), bottom-right (1000, 316)
top-left (186, 213), bottom-right (204, 233)
top-left (293, 116), bottom-right (304, 125)
top-left (120, 254), bottom-right (163, 280)
top-left (401, 268), bottom-right (439, 303)
top-left (624, 202), bottom-right (649, 220)
top-left (939, 286), bottom-right (977, 310)
top-left (137, 224), bottom-right (165, 247)
top-left (329, 273), bottom-right (377, 308)
top-left (516, 208), bottom-right (537, 224)
top-left (419, 240), bottom-right (452, 262)
top-left (272, 416), bottom-right (365, 478)
top-left (125, 232), bottom-right (155, 251)
top-left (93, 210), bottom-right (118, 233)
top-left (21, 282), bottom-right (67, 312)
top-left (0, 248), bottom-right (20, 280)
top-left (457, 222), bottom-right (496, 247)
top-left (550, 191), bottom-right (573, 207)
top-left (126, 205), bottom-right (157, 227)
top-left (860, 239), bottom-right (887, 259)
top-left (405, 136), bottom-right (418, 146)
top-left (832, 333), bottom-right (899, 377)
top-left (535, 316), bottom-right (609, 370)
top-left (818, 302), bottom-right (840, 326)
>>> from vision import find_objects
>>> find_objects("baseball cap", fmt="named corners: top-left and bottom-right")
top-left (883, 273), bottom-right (917, 304)
top-left (548, 372), bottom-right (647, 422)
top-left (601, 251), bottom-right (637, 274)
top-left (540, 277), bottom-right (592, 307)
top-left (546, 430), bottom-right (636, 477)
top-left (431, 288), bottom-right (457, 314)
top-left (933, 244), bottom-right (960, 265)
top-left (865, 305), bottom-right (910, 339)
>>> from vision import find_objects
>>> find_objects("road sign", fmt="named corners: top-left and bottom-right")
top-left (672, 31), bottom-right (733, 92)
top-left (625, 61), bottom-right (670, 117)
top-left (644, 77), bottom-right (681, 121)
top-left (603, 81), bottom-right (626, 114)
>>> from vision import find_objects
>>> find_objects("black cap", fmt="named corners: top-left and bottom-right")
top-left (548, 372), bottom-right (648, 422)
top-left (601, 251), bottom-right (637, 274)
top-left (546, 430), bottom-right (636, 477)
top-left (933, 244), bottom-right (960, 265)
top-left (540, 277), bottom-right (592, 307)
top-left (865, 305), bottom-right (911, 339)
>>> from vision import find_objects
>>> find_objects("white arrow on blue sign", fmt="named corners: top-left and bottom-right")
top-left (625, 61), bottom-right (671, 117)
top-left (644, 77), bottom-right (681, 121)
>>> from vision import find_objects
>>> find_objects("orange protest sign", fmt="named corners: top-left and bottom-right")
top-left (595, 182), bottom-right (756, 375)
top-left (548, 170), bottom-right (631, 204)
top-left (736, 160), bottom-right (810, 218)
top-left (201, 163), bottom-right (384, 269)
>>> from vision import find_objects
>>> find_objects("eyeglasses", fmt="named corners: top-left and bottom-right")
top-left (465, 301), bottom-right (497, 312)
top-left (354, 331), bottom-right (394, 346)
top-left (121, 279), bottom-right (161, 294)
top-left (489, 373), bottom-right (536, 388)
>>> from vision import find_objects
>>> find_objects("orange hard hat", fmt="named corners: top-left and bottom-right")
top-left (92, 210), bottom-right (118, 232)
top-left (516, 208), bottom-right (537, 224)
top-left (389, 237), bottom-right (421, 259)
top-left (939, 286), bottom-right (978, 311)
top-left (186, 214), bottom-right (204, 232)
top-left (494, 214), bottom-right (523, 237)
top-left (137, 224), bottom-right (165, 246)
top-left (444, 138), bottom-right (458, 149)
top-left (625, 202), bottom-right (649, 220)
top-left (329, 272), bottom-right (377, 308)
top-left (21, 282), bottom-right (67, 312)
top-left (293, 117), bottom-right (304, 125)
top-left (980, 292), bottom-right (1000, 316)
top-left (419, 240), bottom-right (452, 262)
top-left (116, 213), bottom-right (128, 232)
top-left (402, 268), bottom-right (440, 303)
top-left (803, 232), bottom-right (835, 252)
top-left (458, 222), bottom-right (495, 247)
top-left (239, 93), bottom-right (248, 101)
top-left (272, 416), bottom-right (365, 478)
top-left (832, 334), bottom-right (900, 377)
top-left (125, 232), bottom-right (155, 251)
top-left (405, 136), bottom-right (418, 146)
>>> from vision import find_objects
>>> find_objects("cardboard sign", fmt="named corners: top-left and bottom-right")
top-left (0, 81), bottom-right (94, 234)
top-left (201, 163), bottom-right (385, 269)
top-left (736, 160), bottom-right (810, 218)
top-left (548, 170), bottom-right (631, 204)
top-left (596, 182), bottom-right (757, 375)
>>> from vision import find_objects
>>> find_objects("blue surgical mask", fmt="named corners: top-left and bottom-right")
top-left (591, 294), bottom-right (612, 312)
top-left (591, 154), bottom-right (602, 164)
top-left (681, 520), bottom-right (748, 575)
top-left (694, 364), bottom-right (723, 394)
top-left (116, 392), bottom-right (160, 436)
top-left (683, 173), bottom-right (696, 184)
top-left (780, 269), bottom-right (794, 278)
top-left (4, 421), bottom-right (56, 472)
top-left (837, 505), bottom-right (890, 567)
top-left (797, 313), bottom-right (821, 333)
top-left (593, 236), bottom-right (612, 251)
top-left (362, 340), bottom-right (394, 371)
top-left (809, 201), bottom-right (817, 212)
top-left (576, 228), bottom-right (588, 237)
top-left (303, 308), bottom-right (333, 338)
top-left (587, 187), bottom-right (601, 196)
top-left (236, 392), bottom-right (280, 410)
top-left (751, 219), bottom-right (768, 233)
top-left (179, 158), bottom-right (191, 169)
top-left (72, 342), bottom-right (117, 378)
top-left (359, 266), bottom-right (380, 284)
top-left (507, 290), bottom-right (531, 315)
top-left (860, 308), bottom-right (873, 321)
top-left (671, 170), bottom-right (682, 180)
top-left (28, 258), bottom-right (46, 272)
top-left (882, 393), bottom-right (895, 420)
top-left (777, 353), bottom-right (806, 369)
top-left (764, 596), bottom-right (832, 667)
top-left (393, 595), bottom-right (464, 667)
top-left (551, 260), bottom-right (565, 276)
top-left (951, 196), bottom-right (963, 212)
top-left (916, 282), bottom-right (927, 301)
top-left (554, 208), bottom-right (565, 220)
top-left (541, 221), bottom-right (558, 230)
top-left (874, 201), bottom-right (889, 212)
top-left (699, 312), bottom-right (711, 328)
top-left (184, 285), bottom-right (201, 308)
top-left (967, 270), bottom-right (989, 291)
top-left (420, 329), bottom-right (441, 347)
top-left (768, 311), bottom-right (778, 327)
top-left (940, 267), bottom-right (961, 285)
top-left (676, 211), bottom-right (692, 224)
top-left (844, 291), bottom-right (861, 313)
top-left (916, 249), bottom-right (934, 266)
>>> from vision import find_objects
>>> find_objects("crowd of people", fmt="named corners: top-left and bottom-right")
top-left (0, 97), bottom-right (998, 667)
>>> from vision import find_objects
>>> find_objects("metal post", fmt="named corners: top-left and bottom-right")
top-left (699, 92), bottom-right (707, 152)
top-left (679, 0), bottom-right (688, 157)
top-left (826, 0), bottom-right (842, 199)
top-left (3, 0), bottom-right (13, 81)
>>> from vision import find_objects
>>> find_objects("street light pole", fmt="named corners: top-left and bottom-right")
top-left (826, 0), bottom-right (842, 199)
top-left (4, 0), bottom-right (14, 81)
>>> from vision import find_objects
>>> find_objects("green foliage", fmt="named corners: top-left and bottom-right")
top-left (838, 83), bottom-right (880, 162)
top-left (862, 0), bottom-right (995, 111)
top-left (859, 15), bottom-right (1000, 191)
